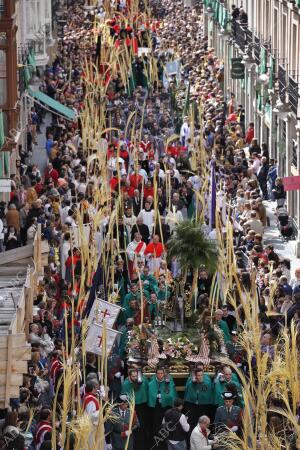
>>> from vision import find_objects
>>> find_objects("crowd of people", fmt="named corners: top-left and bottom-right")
top-left (0, 0), bottom-right (299, 449)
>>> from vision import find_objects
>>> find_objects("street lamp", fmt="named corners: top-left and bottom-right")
top-left (272, 94), bottom-right (291, 119)
top-left (241, 45), bottom-right (256, 68)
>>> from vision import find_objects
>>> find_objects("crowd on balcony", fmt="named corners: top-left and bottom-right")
top-left (0, 0), bottom-right (299, 449)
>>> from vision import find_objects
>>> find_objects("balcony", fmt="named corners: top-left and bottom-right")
top-left (234, 21), bottom-right (247, 52)
top-left (254, 35), bottom-right (260, 64)
top-left (246, 28), bottom-right (253, 46)
top-left (288, 74), bottom-right (300, 116)
top-left (278, 64), bottom-right (287, 101)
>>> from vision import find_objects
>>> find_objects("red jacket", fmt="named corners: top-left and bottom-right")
top-left (246, 127), bottom-right (254, 145)
top-left (129, 173), bottom-right (143, 189)
top-left (44, 168), bottom-right (59, 184)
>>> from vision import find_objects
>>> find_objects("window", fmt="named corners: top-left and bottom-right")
top-left (282, 14), bottom-right (287, 60)
top-left (0, 50), bottom-right (7, 106)
top-left (26, 1), bottom-right (36, 35)
top-left (292, 139), bottom-right (298, 168)
top-left (0, 0), bottom-right (5, 18)
top-left (273, 8), bottom-right (278, 55)
top-left (292, 23), bottom-right (298, 72)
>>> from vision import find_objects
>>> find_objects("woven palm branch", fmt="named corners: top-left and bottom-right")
top-left (167, 219), bottom-right (218, 275)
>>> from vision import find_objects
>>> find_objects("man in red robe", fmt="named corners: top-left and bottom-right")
top-left (144, 234), bottom-right (165, 274)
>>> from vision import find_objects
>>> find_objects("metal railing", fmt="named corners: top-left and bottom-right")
top-left (288, 74), bottom-right (300, 115)
top-left (234, 21), bottom-right (247, 52)
top-left (254, 35), bottom-right (260, 64)
top-left (278, 64), bottom-right (287, 101)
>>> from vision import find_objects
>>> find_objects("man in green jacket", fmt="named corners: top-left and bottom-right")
top-left (213, 366), bottom-right (243, 407)
top-left (215, 309), bottom-right (232, 344)
top-left (184, 367), bottom-right (214, 430)
top-left (141, 265), bottom-right (158, 294)
top-left (121, 368), bottom-right (149, 449)
top-left (148, 367), bottom-right (177, 450)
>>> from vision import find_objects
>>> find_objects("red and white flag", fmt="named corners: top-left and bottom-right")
top-left (85, 322), bottom-right (121, 356)
top-left (88, 298), bottom-right (122, 328)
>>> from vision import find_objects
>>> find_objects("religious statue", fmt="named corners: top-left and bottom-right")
top-left (187, 309), bottom-right (227, 365)
top-left (163, 279), bottom-right (192, 331)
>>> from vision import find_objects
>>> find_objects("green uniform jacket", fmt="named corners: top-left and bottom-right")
top-left (218, 319), bottom-right (232, 343)
top-left (121, 377), bottom-right (149, 405)
top-left (213, 375), bottom-right (243, 406)
top-left (149, 302), bottom-right (158, 319)
top-left (148, 375), bottom-right (177, 408)
top-left (123, 290), bottom-right (150, 309)
top-left (141, 274), bottom-right (158, 294)
top-left (118, 326), bottom-right (129, 359)
top-left (184, 375), bottom-right (214, 405)
top-left (157, 287), bottom-right (171, 302)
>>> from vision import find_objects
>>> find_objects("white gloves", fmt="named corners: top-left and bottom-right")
top-left (125, 430), bottom-right (131, 437)
top-left (99, 385), bottom-right (106, 398)
top-left (230, 426), bottom-right (238, 432)
top-left (114, 371), bottom-right (121, 378)
top-left (106, 444), bottom-right (112, 450)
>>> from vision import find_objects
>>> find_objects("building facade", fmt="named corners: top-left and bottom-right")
top-left (0, 0), bottom-right (55, 197)
top-left (203, 0), bottom-right (300, 254)
top-left (0, 0), bottom-right (18, 186)
top-left (16, 0), bottom-right (54, 67)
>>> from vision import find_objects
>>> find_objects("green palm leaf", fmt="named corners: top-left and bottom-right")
top-left (167, 219), bottom-right (218, 275)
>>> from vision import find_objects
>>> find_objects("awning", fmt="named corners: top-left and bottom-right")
top-left (28, 87), bottom-right (76, 121)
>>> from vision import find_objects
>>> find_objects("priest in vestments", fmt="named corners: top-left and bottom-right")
top-left (144, 234), bottom-right (165, 274)
top-left (126, 232), bottom-right (146, 279)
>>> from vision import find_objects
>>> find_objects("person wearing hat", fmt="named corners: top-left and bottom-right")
top-left (214, 392), bottom-right (242, 436)
top-left (121, 368), bottom-right (149, 449)
top-left (106, 395), bottom-right (139, 450)
top-left (213, 366), bottom-right (242, 407)
top-left (184, 366), bottom-right (214, 430)
top-left (226, 331), bottom-right (245, 367)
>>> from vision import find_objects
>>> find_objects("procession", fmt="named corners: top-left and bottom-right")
top-left (0, 0), bottom-right (300, 449)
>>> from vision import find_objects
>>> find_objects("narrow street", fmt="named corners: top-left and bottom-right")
top-left (0, 1), bottom-right (299, 450)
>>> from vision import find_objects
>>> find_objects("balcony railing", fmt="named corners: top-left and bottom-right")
top-left (234, 21), bottom-right (247, 52)
top-left (254, 35), bottom-right (260, 64)
top-left (288, 74), bottom-right (300, 116)
top-left (278, 64), bottom-right (287, 101)
top-left (246, 28), bottom-right (253, 46)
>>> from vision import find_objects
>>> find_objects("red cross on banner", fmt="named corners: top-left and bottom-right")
top-left (101, 309), bottom-right (111, 319)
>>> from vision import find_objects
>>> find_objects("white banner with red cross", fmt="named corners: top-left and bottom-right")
top-left (85, 322), bottom-right (121, 356)
top-left (88, 298), bottom-right (122, 328)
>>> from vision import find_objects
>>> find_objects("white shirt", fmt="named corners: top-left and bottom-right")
top-left (250, 158), bottom-right (261, 174)
top-left (139, 168), bottom-right (148, 182)
top-left (0, 219), bottom-right (3, 240)
top-left (168, 413), bottom-right (190, 444)
top-left (138, 209), bottom-right (155, 234)
top-left (188, 175), bottom-right (201, 191)
top-left (180, 121), bottom-right (190, 141)
top-left (166, 209), bottom-right (183, 233)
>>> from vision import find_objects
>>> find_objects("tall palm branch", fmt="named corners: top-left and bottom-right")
top-left (167, 219), bottom-right (218, 275)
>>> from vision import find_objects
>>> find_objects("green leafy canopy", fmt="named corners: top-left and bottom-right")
top-left (167, 220), bottom-right (218, 274)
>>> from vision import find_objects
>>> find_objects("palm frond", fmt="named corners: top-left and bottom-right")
top-left (167, 219), bottom-right (218, 274)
